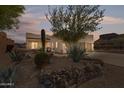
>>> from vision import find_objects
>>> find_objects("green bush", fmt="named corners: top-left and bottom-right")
top-left (34, 52), bottom-right (49, 69)
top-left (68, 45), bottom-right (86, 63)
top-left (8, 51), bottom-right (24, 64)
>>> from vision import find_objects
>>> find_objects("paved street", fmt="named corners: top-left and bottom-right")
top-left (88, 52), bottom-right (124, 67)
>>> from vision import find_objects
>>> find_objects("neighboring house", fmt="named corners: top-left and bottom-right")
top-left (26, 33), bottom-right (94, 53)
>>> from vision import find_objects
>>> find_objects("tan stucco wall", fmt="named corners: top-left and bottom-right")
top-left (79, 35), bottom-right (94, 52)
top-left (51, 36), bottom-right (94, 53)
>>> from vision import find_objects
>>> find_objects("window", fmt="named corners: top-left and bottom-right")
top-left (62, 43), bottom-right (67, 53)
top-left (51, 42), bottom-right (54, 48)
top-left (62, 43), bottom-right (66, 49)
top-left (31, 42), bottom-right (38, 49)
top-left (55, 42), bottom-right (58, 48)
top-left (46, 42), bottom-right (51, 47)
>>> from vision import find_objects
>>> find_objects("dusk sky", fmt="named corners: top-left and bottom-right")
top-left (6, 5), bottom-right (124, 43)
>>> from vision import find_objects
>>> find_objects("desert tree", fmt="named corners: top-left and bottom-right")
top-left (0, 5), bottom-right (25, 31)
top-left (46, 5), bottom-right (105, 47)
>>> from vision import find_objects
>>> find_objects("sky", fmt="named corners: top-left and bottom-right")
top-left (6, 5), bottom-right (124, 43)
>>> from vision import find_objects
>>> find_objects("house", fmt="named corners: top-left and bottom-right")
top-left (26, 33), bottom-right (94, 53)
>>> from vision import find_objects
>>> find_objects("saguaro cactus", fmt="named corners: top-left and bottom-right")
top-left (41, 29), bottom-right (46, 52)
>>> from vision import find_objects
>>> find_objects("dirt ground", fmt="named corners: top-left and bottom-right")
top-left (15, 56), bottom-right (87, 87)
top-left (79, 64), bottom-right (124, 88)
top-left (0, 54), bottom-right (12, 70)
top-left (15, 58), bottom-right (39, 88)
top-left (15, 56), bottom-right (124, 88)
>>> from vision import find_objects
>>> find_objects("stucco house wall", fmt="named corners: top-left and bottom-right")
top-left (26, 33), bottom-right (94, 53)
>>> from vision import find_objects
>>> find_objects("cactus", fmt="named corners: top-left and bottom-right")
top-left (41, 29), bottom-right (46, 52)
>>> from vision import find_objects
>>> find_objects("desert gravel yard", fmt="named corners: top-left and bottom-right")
top-left (14, 55), bottom-right (124, 88)
top-left (79, 63), bottom-right (124, 88)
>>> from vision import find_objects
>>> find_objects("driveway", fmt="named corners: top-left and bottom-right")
top-left (88, 52), bottom-right (124, 67)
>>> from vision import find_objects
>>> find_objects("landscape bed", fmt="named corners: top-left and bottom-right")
top-left (1, 54), bottom-right (124, 88)
top-left (13, 56), bottom-right (104, 88)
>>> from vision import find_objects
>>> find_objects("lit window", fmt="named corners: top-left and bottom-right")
top-left (31, 42), bottom-right (38, 49)
top-left (47, 42), bottom-right (51, 47)
top-left (55, 42), bottom-right (58, 48)
top-left (62, 43), bottom-right (66, 49)
top-left (51, 42), bottom-right (54, 48)
top-left (63, 43), bottom-right (66, 48)
top-left (62, 43), bottom-right (67, 53)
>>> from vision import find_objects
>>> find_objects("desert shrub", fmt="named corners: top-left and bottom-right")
top-left (8, 50), bottom-right (24, 64)
top-left (0, 66), bottom-right (16, 88)
top-left (34, 51), bottom-right (49, 69)
top-left (83, 58), bottom-right (104, 67)
top-left (68, 45), bottom-right (86, 62)
top-left (83, 60), bottom-right (104, 80)
top-left (93, 59), bottom-right (104, 67)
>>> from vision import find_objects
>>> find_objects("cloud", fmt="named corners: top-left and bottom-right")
top-left (17, 13), bottom-right (52, 34)
top-left (7, 12), bottom-right (52, 43)
top-left (6, 31), bottom-right (26, 43)
top-left (102, 16), bottom-right (124, 24)
top-left (18, 13), bottom-right (46, 29)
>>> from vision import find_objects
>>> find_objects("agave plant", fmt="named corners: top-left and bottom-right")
top-left (8, 50), bottom-right (24, 64)
top-left (68, 45), bottom-right (86, 62)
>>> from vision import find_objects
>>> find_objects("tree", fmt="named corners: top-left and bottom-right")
top-left (41, 29), bottom-right (46, 52)
top-left (46, 5), bottom-right (104, 46)
top-left (0, 5), bottom-right (25, 31)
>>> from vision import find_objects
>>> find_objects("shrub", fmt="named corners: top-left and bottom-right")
top-left (68, 45), bottom-right (86, 62)
top-left (39, 63), bottom-right (104, 88)
top-left (8, 51), bottom-right (24, 64)
top-left (34, 51), bottom-right (49, 69)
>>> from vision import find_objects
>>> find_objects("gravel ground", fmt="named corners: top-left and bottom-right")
top-left (15, 58), bottom-right (40, 88)
top-left (79, 63), bottom-right (124, 88)
top-left (0, 54), bottom-right (12, 70)
top-left (15, 56), bottom-right (124, 88)
top-left (15, 56), bottom-right (87, 87)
